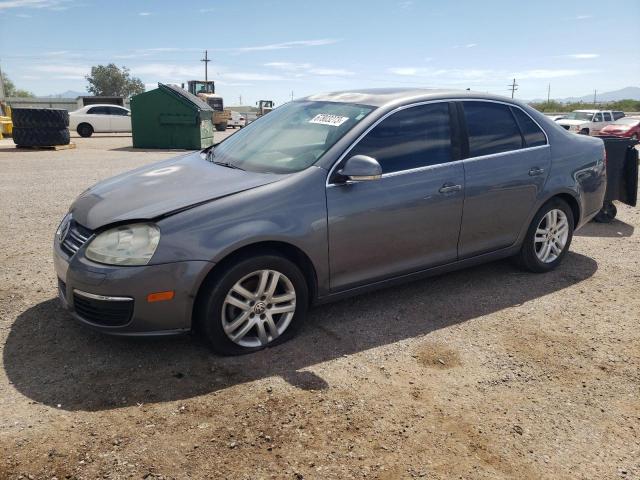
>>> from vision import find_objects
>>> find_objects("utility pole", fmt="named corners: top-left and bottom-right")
top-left (547, 83), bottom-right (551, 104)
top-left (593, 89), bottom-right (597, 107)
top-left (201, 50), bottom-right (211, 92)
top-left (0, 60), bottom-right (5, 100)
top-left (291, 91), bottom-right (294, 101)
top-left (239, 95), bottom-right (242, 105)
top-left (508, 78), bottom-right (518, 99)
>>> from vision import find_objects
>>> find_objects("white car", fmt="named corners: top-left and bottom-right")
top-left (228, 111), bottom-right (245, 128)
top-left (69, 104), bottom-right (131, 137)
top-left (556, 109), bottom-right (616, 135)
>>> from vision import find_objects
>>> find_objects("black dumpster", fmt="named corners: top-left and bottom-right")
top-left (593, 136), bottom-right (638, 222)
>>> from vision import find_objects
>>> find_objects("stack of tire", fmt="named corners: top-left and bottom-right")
top-left (12, 108), bottom-right (70, 147)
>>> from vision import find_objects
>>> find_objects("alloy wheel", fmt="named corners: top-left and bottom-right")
top-left (221, 269), bottom-right (296, 348)
top-left (534, 209), bottom-right (569, 263)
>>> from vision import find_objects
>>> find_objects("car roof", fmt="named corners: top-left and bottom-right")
top-left (301, 88), bottom-right (527, 108)
top-left (83, 104), bottom-right (129, 109)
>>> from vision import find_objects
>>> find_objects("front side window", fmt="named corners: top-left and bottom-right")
top-left (594, 113), bottom-right (603, 122)
top-left (463, 102), bottom-right (522, 157)
top-left (348, 102), bottom-right (452, 174)
top-left (511, 108), bottom-right (547, 147)
top-left (603, 112), bottom-right (612, 121)
top-left (210, 101), bottom-right (374, 174)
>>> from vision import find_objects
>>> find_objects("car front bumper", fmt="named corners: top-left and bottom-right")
top-left (53, 240), bottom-right (213, 336)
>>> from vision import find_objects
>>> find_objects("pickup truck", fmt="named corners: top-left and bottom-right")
top-left (557, 109), bottom-right (624, 135)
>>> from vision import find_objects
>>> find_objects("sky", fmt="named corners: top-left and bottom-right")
top-left (0, 0), bottom-right (639, 106)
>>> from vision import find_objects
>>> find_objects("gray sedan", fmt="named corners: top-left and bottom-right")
top-left (53, 89), bottom-right (606, 355)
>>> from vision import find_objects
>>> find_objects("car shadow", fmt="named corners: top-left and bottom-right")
top-left (576, 219), bottom-right (634, 238)
top-left (109, 146), bottom-right (194, 153)
top-left (4, 253), bottom-right (597, 412)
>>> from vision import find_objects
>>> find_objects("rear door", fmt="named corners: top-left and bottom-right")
top-left (107, 106), bottom-right (131, 132)
top-left (458, 101), bottom-right (551, 258)
top-left (326, 102), bottom-right (465, 291)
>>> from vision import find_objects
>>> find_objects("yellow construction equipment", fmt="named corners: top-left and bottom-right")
top-left (186, 80), bottom-right (231, 131)
top-left (0, 101), bottom-right (12, 139)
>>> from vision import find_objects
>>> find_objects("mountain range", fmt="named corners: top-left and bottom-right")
top-left (531, 86), bottom-right (640, 103)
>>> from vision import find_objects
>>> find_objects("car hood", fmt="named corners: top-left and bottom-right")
top-left (557, 119), bottom-right (587, 126)
top-left (70, 151), bottom-right (283, 230)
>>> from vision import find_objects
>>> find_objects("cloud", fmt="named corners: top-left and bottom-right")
top-left (199, 7), bottom-right (214, 12)
top-left (31, 64), bottom-right (88, 76)
top-left (138, 11), bottom-right (150, 16)
top-left (0, 0), bottom-right (71, 9)
top-left (220, 72), bottom-right (285, 81)
top-left (452, 43), bottom-right (478, 49)
top-left (398, 1), bottom-right (413, 9)
top-left (130, 63), bottom-right (202, 79)
top-left (564, 53), bottom-right (599, 59)
top-left (264, 62), bottom-right (354, 77)
top-left (388, 67), bottom-right (493, 81)
top-left (232, 39), bottom-right (339, 53)
top-left (511, 69), bottom-right (593, 79)
top-left (575, 14), bottom-right (593, 20)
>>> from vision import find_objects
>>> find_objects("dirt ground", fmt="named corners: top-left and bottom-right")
top-left (0, 134), bottom-right (638, 480)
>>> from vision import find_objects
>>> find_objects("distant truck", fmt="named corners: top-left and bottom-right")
top-left (185, 80), bottom-right (231, 131)
top-left (557, 109), bottom-right (624, 135)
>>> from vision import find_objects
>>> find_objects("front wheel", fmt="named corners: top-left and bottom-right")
top-left (515, 198), bottom-right (574, 273)
top-left (197, 255), bottom-right (309, 355)
top-left (77, 123), bottom-right (93, 138)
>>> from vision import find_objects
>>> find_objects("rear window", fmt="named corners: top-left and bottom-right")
top-left (511, 108), bottom-right (547, 147)
top-left (463, 102), bottom-right (523, 157)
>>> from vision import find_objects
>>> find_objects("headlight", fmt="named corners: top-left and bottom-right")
top-left (56, 213), bottom-right (71, 241)
top-left (85, 223), bottom-right (160, 266)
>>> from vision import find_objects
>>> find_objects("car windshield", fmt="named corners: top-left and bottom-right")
top-left (208, 101), bottom-right (375, 174)
top-left (565, 112), bottom-right (594, 121)
top-left (614, 118), bottom-right (638, 125)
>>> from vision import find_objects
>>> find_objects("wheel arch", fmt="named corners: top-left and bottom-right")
top-left (552, 192), bottom-right (581, 225)
top-left (191, 240), bottom-right (319, 326)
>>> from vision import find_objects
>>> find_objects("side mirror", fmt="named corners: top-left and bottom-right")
top-left (337, 155), bottom-right (382, 182)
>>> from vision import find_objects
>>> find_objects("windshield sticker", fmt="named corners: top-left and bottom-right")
top-left (309, 114), bottom-right (349, 126)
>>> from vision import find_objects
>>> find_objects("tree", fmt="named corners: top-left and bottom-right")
top-left (1, 74), bottom-right (34, 97)
top-left (85, 64), bottom-right (145, 97)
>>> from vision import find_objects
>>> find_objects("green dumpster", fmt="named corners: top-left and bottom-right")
top-left (131, 83), bottom-right (215, 149)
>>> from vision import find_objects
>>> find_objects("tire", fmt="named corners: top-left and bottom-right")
top-left (13, 127), bottom-right (70, 147)
top-left (77, 123), bottom-right (93, 138)
top-left (579, 128), bottom-right (589, 135)
top-left (631, 133), bottom-right (638, 141)
top-left (515, 198), bottom-right (574, 273)
top-left (11, 108), bottom-right (69, 128)
top-left (593, 202), bottom-right (617, 223)
top-left (197, 254), bottom-right (309, 355)
top-left (215, 122), bottom-right (227, 132)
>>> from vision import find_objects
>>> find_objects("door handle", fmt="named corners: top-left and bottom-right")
top-left (438, 183), bottom-right (462, 194)
top-left (529, 167), bottom-right (545, 176)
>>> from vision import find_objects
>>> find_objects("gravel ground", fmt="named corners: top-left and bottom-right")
top-left (0, 134), bottom-right (639, 480)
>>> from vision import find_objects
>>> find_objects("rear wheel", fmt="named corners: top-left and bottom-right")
top-left (215, 122), bottom-right (227, 132)
top-left (515, 198), bottom-right (574, 273)
top-left (77, 123), bottom-right (93, 138)
top-left (631, 133), bottom-right (638, 141)
top-left (197, 254), bottom-right (309, 355)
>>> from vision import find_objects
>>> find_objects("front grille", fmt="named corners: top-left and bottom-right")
top-left (73, 292), bottom-right (134, 326)
top-left (562, 125), bottom-right (570, 130)
top-left (60, 220), bottom-right (93, 257)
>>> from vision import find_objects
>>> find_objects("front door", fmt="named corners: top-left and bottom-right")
top-left (458, 101), bottom-right (551, 258)
top-left (326, 102), bottom-right (464, 292)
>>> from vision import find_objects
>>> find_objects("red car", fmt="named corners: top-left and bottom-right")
top-left (599, 117), bottom-right (640, 140)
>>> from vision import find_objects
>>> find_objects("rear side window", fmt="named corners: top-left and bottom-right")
top-left (463, 102), bottom-right (523, 157)
top-left (349, 102), bottom-right (452, 174)
top-left (107, 107), bottom-right (128, 116)
top-left (613, 111), bottom-right (625, 120)
top-left (511, 108), bottom-right (547, 147)
top-left (87, 106), bottom-right (108, 115)
top-left (603, 112), bottom-right (612, 121)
